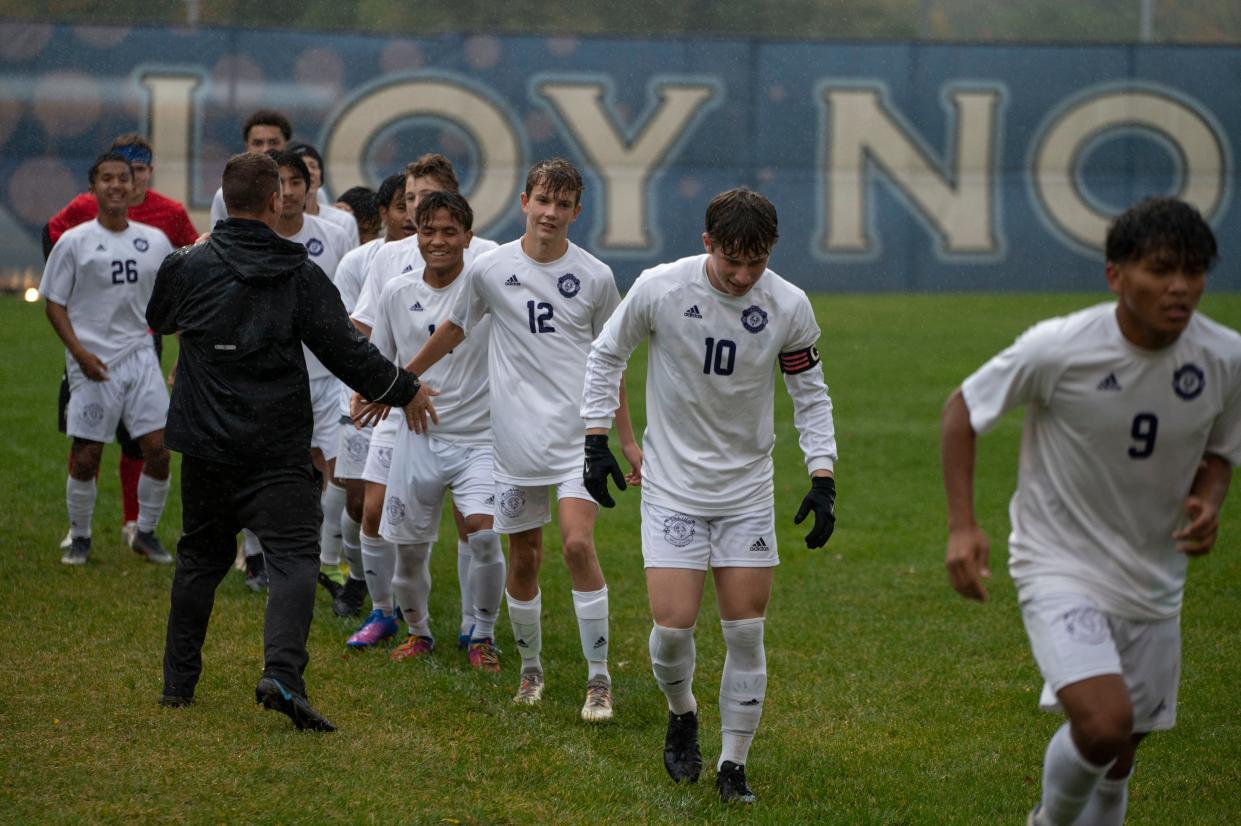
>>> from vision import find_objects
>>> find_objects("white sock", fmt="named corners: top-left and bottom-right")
top-left (1073, 774), bottom-right (1130, 826)
top-left (341, 512), bottom-right (363, 580)
top-left (135, 473), bottom-right (169, 533)
top-left (1039, 723), bottom-right (1114, 825)
top-left (319, 483), bottom-right (346, 567)
top-left (719, 617), bottom-right (766, 769)
top-left (359, 532), bottom-right (396, 614)
top-left (573, 586), bottom-right (610, 681)
top-left (507, 589), bottom-right (542, 672)
top-left (457, 539), bottom-right (473, 635)
top-left (467, 530), bottom-right (504, 641)
top-left (391, 542), bottom-right (432, 637)
top-left (649, 623), bottom-right (697, 715)
top-left (66, 476), bottom-right (97, 538)
top-left (242, 528), bottom-right (263, 557)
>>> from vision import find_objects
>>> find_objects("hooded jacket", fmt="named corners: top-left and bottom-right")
top-left (147, 217), bottom-right (419, 465)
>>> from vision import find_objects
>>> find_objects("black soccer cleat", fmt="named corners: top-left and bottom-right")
top-left (663, 710), bottom-right (703, 783)
top-left (158, 693), bottom-right (194, 708)
top-left (332, 576), bottom-right (368, 618)
top-left (716, 760), bottom-right (756, 804)
top-left (255, 677), bottom-right (336, 732)
top-left (317, 570), bottom-right (342, 600)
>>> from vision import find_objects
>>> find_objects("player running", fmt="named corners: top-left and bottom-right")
top-left (941, 196), bottom-right (1241, 826)
top-left (41, 152), bottom-right (177, 565)
top-left (580, 187), bottom-right (838, 802)
top-left (404, 158), bottom-right (640, 722)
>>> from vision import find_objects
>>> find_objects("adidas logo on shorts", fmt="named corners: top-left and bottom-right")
top-left (505, 275), bottom-right (521, 286)
top-left (748, 537), bottom-right (770, 554)
top-left (683, 305), bottom-right (702, 319)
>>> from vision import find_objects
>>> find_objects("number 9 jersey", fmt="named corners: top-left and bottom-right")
top-left (962, 302), bottom-right (1241, 621)
top-left (39, 218), bottom-right (173, 380)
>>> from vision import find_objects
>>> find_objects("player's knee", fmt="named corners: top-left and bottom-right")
top-left (561, 535), bottom-right (595, 566)
top-left (1072, 707), bottom-right (1134, 760)
top-left (70, 441), bottom-right (103, 478)
top-left (466, 528), bottom-right (502, 564)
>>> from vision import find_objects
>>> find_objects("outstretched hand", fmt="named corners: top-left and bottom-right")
top-left (583, 433), bottom-right (626, 508)
top-left (403, 383), bottom-right (440, 434)
top-left (794, 475), bottom-right (836, 549)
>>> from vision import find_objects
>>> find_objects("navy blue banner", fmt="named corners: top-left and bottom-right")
top-left (1, 21), bottom-right (1238, 291)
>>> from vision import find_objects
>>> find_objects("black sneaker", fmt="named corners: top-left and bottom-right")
top-left (332, 576), bottom-right (368, 617)
top-left (244, 554), bottom-right (268, 592)
top-left (132, 530), bottom-right (174, 564)
top-left (317, 569), bottom-right (343, 599)
top-left (663, 710), bottom-right (703, 783)
top-left (159, 693), bottom-right (194, 708)
top-left (254, 676), bottom-right (336, 732)
top-left (716, 760), bottom-right (756, 804)
top-left (61, 536), bottom-right (91, 566)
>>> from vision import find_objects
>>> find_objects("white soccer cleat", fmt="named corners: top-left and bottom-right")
top-left (513, 668), bottom-right (545, 705)
top-left (580, 675), bottom-right (613, 722)
top-left (59, 530), bottom-right (72, 551)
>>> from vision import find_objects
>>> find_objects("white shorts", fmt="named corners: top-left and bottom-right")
top-left (380, 434), bottom-right (494, 543)
top-left (334, 421), bottom-right (373, 480)
top-left (66, 347), bottom-right (168, 443)
top-left (309, 376), bottom-right (341, 460)
top-left (360, 414), bottom-right (400, 485)
top-left (1021, 590), bottom-right (1180, 732)
top-left (641, 500), bottom-right (778, 570)
top-left (492, 477), bottom-right (594, 534)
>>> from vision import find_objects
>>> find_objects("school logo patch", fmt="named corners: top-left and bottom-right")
top-left (558, 273), bottom-right (581, 298)
top-left (305, 238), bottom-right (324, 256)
top-left (741, 304), bottom-right (769, 334)
top-left (346, 433), bottom-right (369, 463)
top-left (385, 495), bottom-right (407, 525)
top-left (133, 237), bottom-right (149, 252)
top-left (375, 447), bottom-right (393, 471)
top-left (662, 513), bottom-right (695, 547)
top-left (1061, 607), bottom-right (1108, 645)
top-left (499, 487), bottom-right (526, 519)
top-left (81, 403), bottom-right (105, 425)
top-left (1173, 364), bottom-right (1204, 400)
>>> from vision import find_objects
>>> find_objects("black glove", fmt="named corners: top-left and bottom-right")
top-left (583, 433), bottom-right (626, 508)
top-left (793, 476), bottom-right (836, 549)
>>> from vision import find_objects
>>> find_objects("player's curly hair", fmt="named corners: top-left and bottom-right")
top-left (405, 154), bottom-right (460, 193)
top-left (88, 151), bottom-right (132, 185)
top-left (415, 190), bottom-right (474, 232)
top-left (242, 109), bottom-right (292, 143)
top-left (705, 188), bottom-right (779, 258)
top-left (1106, 197), bottom-right (1217, 274)
top-left (525, 157), bottom-right (584, 205)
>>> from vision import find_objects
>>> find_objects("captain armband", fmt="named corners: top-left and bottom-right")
top-left (778, 345), bottom-right (820, 375)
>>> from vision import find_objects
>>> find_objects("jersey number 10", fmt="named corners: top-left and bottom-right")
top-left (703, 337), bottom-right (737, 376)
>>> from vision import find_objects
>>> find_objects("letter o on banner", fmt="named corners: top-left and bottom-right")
top-left (1033, 89), bottom-right (1227, 251)
top-left (323, 77), bottom-right (522, 231)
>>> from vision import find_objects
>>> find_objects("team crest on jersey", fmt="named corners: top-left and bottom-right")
top-left (133, 237), bottom-right (149, 252)
top-left (306, 238), bottom-right (324, 256)
top-left (740, 305), bottom-right (768, 334)
top-left (499, 487), bottom-right (526, 518)
top-left (385, 495), bottom-right (407, 525)
top-left (558, 273), bottom-right (581, 298)
top-left (80, 403), bottom-right (105, 425)
top-left (346, 433), bottom-right (368, 463)
top-left (662, 514), bottom-right (695, 547)
top-left (1061, 607), bottom-right (1108, 645)
top-left (376, 447), bottom-right (393, 470)
top-left (1172, 364), bottom-right (1204, 400)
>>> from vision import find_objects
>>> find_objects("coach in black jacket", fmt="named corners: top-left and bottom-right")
top-left (148, 152), bottom-right (424, 731)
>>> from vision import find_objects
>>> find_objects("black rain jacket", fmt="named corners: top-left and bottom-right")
top-left (147, 217), bottom-right (418, 465)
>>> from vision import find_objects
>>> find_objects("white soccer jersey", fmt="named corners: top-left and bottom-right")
top-left (279, 214), bottom-right (353, 381)
top-left (210, 187), bottom-right (226, 228)
top-left (581, 254), bottom-right (836, 514)
top-left (372, 268), bottom-right (491, 445)
top-left (450, 239), bottom-right (621, 485)
top-left (337, 238), bottom-right (385, 316)
top-left (316, 202), bottom-right (360, 249)
top-left (353, 235), bottom-right (498, 330)
top-left (962, 302), bottom-right (1241, 621)
top-left (40, 218), bottom-right (173, 379)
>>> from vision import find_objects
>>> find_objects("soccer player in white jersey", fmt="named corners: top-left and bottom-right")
top-left (356, 191), bottom-right (506, 671)
top-left (580, 188), bottom-right (838, 802)
top-left (405, 158), bottom-right (641, 721)
top-left (339, 155), bottom-right (499, 635)
top-left (209, 109), bottom-right (292, 228)
top-left (40, 152), bottom-right (177, 565)
top-left (289, 142), bottom-right (360, 248)
top-left (323, 174), bottom-right (409, 600)
top-left (941, 197), bottom-right (1241, 826)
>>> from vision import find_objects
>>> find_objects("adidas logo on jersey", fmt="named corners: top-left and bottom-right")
top-left (409, 301), bottom-right (424, 312)
top-left (593, 636), bottom-right (607, 649)
top-left (505, 275), bottom-right (521, 286)
top-left (748, 537), bottom-right (770, 553)
top-left (401, 264), bottom-right (414, 273)
top-left (683, 305), bottom-right (703, 319)
top-left (1096, 373), bottom-right (1122, 391)
top-left (96, 244), bottom-right (107, 252)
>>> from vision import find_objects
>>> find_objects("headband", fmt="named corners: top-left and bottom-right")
top-left (114, 145), bottom-right (153, 166)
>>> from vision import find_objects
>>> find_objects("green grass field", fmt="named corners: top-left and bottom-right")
top-left (2, 292), bottom-right (1239, 825)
